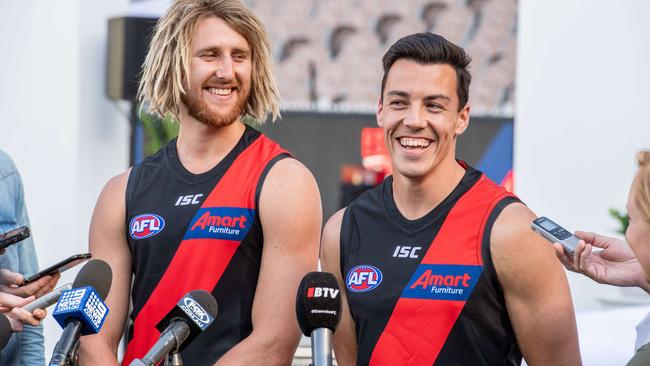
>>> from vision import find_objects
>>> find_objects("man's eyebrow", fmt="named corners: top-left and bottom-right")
top-left (386, 90), bottom-right (410, 98)
top-left (195, 46), bottom-right (251, 55)
top-left (423, 94), bottom-right (451, 102)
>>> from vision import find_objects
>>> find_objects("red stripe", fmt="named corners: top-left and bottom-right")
top-left (122, 135), bottom-right (287, 364)
top-left (369, 175), bottom-right (513, 365)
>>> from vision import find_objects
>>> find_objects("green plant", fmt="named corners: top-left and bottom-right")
top-left (609, 208), bottom-right (629, 234)
top-left (139, 109), bottom-right (179, 156)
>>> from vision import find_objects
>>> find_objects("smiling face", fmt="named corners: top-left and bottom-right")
top-left (377, 59), bottom-right (469, 180)
top-left (182, 16), bottom-right (252, 128)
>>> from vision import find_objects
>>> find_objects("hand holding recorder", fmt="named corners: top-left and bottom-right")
top-left (552, 230), bottom-right (648, 290)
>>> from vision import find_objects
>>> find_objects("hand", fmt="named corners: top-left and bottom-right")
top-left (0, 269), bottom-right (60, 298)
top-left (553, 230), bottom-right (645, 288)
top-left (5, 307), bottom-right (46, 332)
top-left (0, 291), bottom-right (34, 313)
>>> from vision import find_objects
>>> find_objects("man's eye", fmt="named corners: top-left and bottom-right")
top-left (391, 101), bottom-right (406, 107)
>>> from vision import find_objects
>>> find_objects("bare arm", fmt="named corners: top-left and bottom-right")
top-left (491, 203), bottom-right (581, 366)
top-left (320, 209), bottom-right (357, 366)
top-left (215, 158), bottom-right (321, 365)
top-left (77, 172), bottom-right (132, 366)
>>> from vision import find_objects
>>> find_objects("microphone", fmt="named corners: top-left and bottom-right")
top-left (129, 290), bottom-right (218, 366)
top-left (0, 314), bottom-right (12, 350)
top-left (49, 259), bottom-right (112, 366)
top-left (295, 272), bottom-right (342, 366)
top-left (22, 284), bottom-right (73, 313)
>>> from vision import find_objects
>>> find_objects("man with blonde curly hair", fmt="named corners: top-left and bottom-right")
top-left (79, 1), bottom-right (321, 364)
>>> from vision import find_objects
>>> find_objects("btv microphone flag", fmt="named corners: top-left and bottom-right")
top-left (52, 286), bottom-right (109, 335)
top-left (296, 271), bottom-right (342, 336)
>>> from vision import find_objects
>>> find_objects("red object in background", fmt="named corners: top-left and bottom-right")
top-left (361, 128), bottom-right (391, 175)
top-left (500, 169), bottom-right (514, 193)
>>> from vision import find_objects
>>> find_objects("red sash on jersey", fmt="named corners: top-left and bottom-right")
top-left (369, 175), bottom-right (515, 365)
top-left (122, 135), bottom-right (287, 365)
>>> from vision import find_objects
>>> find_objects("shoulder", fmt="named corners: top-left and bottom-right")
top-left (321, 209), bottom-right (346, 274)
top-left (95, 170), bottom-right (131, 214)
top-left (0, 150), bottom-right (18, 181)
top-left (490, 201), bottom-right (564, 288)
top-left (261, 158), bottom-right (318, 199)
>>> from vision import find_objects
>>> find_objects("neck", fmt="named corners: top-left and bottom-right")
top-left (391, 157), bottom-right (466, 220)
top-left (176, 111), bottom-right (246, 174)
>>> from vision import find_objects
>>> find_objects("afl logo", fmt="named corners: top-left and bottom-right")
top-left (129, 214), bottom-right (165, 239)
top-left (346, 265), bottom-right (383, 293)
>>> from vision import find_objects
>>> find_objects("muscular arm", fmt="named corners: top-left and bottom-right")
top-left (215, 158), bottom-right (321, 365)
top-left (320, 209), bottom-right (357, 366)
top-left (491, 203), bottom-right (581, 366)
top-left (78, 172), bottom-right (132, 366)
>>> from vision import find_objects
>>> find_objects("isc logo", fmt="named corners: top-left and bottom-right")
top-left (307, 287), bottom-right (339, 299)
top-left (130, 214), bottom-right (165, 239)
top-left (346, 265), bottom-right (383, 293)
top-left (393, 245), bottom-right (422, 258)
top-left (175, 194), bottom-right (203, 206)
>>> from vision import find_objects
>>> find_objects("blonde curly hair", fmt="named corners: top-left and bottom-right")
top-left (138, 0), bottom-right (279, 123)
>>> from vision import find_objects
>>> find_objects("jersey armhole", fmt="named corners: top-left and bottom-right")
top-left (124, 165), bottom-right (141, 227)
top-left (338, 207), bottom-right (352, 283)
top-left (481, 195), bottom-right (521, 299)
top-left (253, 153), bottom-right (292, 211)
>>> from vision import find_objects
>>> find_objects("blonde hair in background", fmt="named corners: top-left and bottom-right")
top-left (138, 0), bottom-right (280, 123)
top-left (633, 150), bottom-right (650, 223)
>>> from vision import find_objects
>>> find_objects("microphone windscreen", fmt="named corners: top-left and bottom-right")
top-left (295, 272), bottom-right (342, 336)
top-left (0, 314), bottom-right (12, 350)
top-left (155, 290), bottom-right (218, 352)
top-left (72, 259), bottom-right (112, 300)
top-left (187, 290), bottom-right (218, 319)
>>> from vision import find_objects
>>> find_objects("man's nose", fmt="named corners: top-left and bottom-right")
top-left (403, 105), bottom-right (426, 128)
top-left (215, 55), bottom-right (234, 80)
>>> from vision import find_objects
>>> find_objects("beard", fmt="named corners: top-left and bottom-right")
top-left (181, 86), bottom-right (248, 128)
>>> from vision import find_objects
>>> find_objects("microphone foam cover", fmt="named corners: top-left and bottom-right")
top-left (0, 314), bottom-right (12, 350)
top-left (187, 290), bottom-right (218, 319)
top-left (72, 259), bottom-right (112, 300)
top-left (295, 271), bottom-right (342, 336)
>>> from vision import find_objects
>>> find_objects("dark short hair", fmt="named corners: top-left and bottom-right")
top-left (380, 33), bottom-right (472, 111)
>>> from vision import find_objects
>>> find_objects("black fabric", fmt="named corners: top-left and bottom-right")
top-left (433, 196), bottom-right (522, 366)
top-left (124, 125), bottom-right (287, 364)
top-left (340, 168), bottom-right (482, 366)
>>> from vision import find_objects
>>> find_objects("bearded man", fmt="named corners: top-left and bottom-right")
top-left (78, 1), bottom-right (321, 365)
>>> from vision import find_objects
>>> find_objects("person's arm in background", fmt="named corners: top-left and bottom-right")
top-left (553, 231), bottom-right (650, 292)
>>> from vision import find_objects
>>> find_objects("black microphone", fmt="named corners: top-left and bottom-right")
top-left (0, 313), bottom-right (12, 350)
top-left (296, 272), bottom-right (342, 366)
top-left (49, 259), bottom-right (112, 366)
top-left (129, 290), bottom-right (218, 366)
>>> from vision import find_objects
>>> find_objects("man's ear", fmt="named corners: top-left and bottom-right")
top-left (377, 98), bottom-right (384, 127)
top-left (454, 104), bottom-right (470, 136)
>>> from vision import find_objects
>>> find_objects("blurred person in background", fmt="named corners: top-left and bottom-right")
top-left (79, 0), bottom-right (321, 365)
top-left (321, 32), bottom-right (581, 366)
top-left (0, 149), bottom-right (60, 365)
top-left (555, 150), bottom-right (650, 366)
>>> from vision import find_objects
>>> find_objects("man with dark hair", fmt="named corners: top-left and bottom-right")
top-left (321, 33), bottom-right (581, 365)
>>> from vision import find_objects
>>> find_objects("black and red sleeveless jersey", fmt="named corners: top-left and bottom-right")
top-left (340, 164), bottom-right (523, 365)
top-left (122, 126), bottom-right (289, 365)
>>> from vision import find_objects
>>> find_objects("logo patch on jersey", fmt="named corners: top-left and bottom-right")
top-left (346, 265), bottom-right (383, 293)
top-left (402, 264), bottom-right (483, 301)
top-left (129, 214), bottom-right (165, 239)
top-left (183, 207), bottom-right (254, 241)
